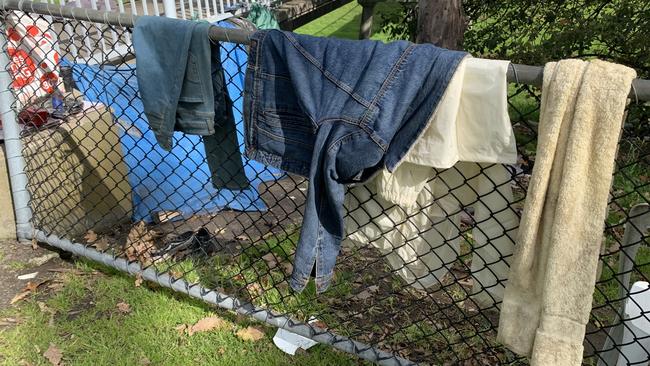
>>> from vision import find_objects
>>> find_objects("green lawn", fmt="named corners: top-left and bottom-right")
top-left (295, 1), bottom-right (401, 42)
top-left (0, 260), bottom-right (364, 366)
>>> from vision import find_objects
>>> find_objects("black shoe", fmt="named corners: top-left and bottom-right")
top-left (153, 227), bottom-right (213, 257)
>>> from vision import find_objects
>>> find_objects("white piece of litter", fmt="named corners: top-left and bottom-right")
top-left (17, 272), bottom-right (38, 280)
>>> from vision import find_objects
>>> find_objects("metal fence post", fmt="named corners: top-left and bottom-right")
top-left (162, 0), bottom-right (177, 18)
top-left (0, 28), bottom-right (33, 242)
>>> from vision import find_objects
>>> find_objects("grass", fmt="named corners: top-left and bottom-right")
top-left (8, 260), bottom-right (29, 271)
top-left (0, 261), bottom-right (365, 366)
top-left (294, 1), bottom-right (401, 42)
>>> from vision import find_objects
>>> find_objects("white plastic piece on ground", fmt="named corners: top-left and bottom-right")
top-left (273, 327), bottom-right (318, 355)
top-left (617, 281), bottom-right (650, 366)
top-left (16, 272), bottom-right (38, 280)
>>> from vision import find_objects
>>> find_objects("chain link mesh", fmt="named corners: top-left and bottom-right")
top-left (2, 8), bottom-right (649, 365)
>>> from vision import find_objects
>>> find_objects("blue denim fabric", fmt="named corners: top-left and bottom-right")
top-left (133, 16), bottom-right (249, 189)
top-left (243, 30), bottom-right (467, 293)
top-left (133, 16), bottom-right (214, 149)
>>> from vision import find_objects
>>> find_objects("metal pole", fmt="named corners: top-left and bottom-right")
top-left (28, 229), bottom-right (415, 366)
top-left (2, 0), bottom-right (650, 101)
top-left (0, 28), bottom-right (32, 242)
top-left (162, 0), bottom-right (177, 18)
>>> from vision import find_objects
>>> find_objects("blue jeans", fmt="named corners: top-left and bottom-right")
top-left (134, 16), bottom-right (249, 189)
top-left (243, 30), bottom-right (467, 292)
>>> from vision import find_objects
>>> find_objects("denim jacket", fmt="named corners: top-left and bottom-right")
top-left (134, 17), bottom-right (249, 189)
top-left (243, 30), bottom-right (467, 293)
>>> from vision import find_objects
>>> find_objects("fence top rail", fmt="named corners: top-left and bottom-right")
top-left (1, 0), bottom-right (649, 101)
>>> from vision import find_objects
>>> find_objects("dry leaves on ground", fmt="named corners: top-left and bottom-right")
top-left (246, 283), bottom-right (264, 297)
top-left (124, 222), bottom-right (157, 266)
top-left (11, 280), bottom-right (50, 304)
top-left (84, 230), bottom-right (98, 243)
top-left (43, 343), bottom-right (63, 365)
top-left (134, 274), bottom-right (143, 287)
top-left (235, 326), bottom-right (265, 342)
top-left (176, 316), bottom-right (230, 336)
top-left (93, 237), bottom-right (110, 251)
top-left (116, 302), bottom-right (131, 314)
top-left (352, 285), bottom-right (379, 301)
top-left (84, 230), bottom-right (110, 251)
top-left (262, 253), bottom-right (277, 269)
top-left (281, 262), bottom-right (293, 275)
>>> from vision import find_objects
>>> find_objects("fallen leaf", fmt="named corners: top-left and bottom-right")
top-left (367, 285), bottom-right (379, 293)
top-left (10, 280), bottom-right (50, 304)
top-left (93, 237), bottom-right (110, 251)
top-left (43, 343), bottom-right (62, 365)
top-left (153, 210), bottom-right (181, 224)
top-left (25, 281), bottom-right (43, 292)
top-left (31, 239), bottom-right (38, 250)
top-left (458, 277), bottom-right (473, 287)
top-left (84, 230), bottom-right (98, 243)
top-left (124, 222), bottom-right (157, 266)
top-left (116, 302), bottom-right (131, 314)
top-left (310, 319), bottom-right (328, 330)
top-left (281, 262), bottom-right (293, 275)
top-left (188, 316), bottom-right (228, 336)
top-left (353, 290), bottom-right (372, 301)
top-left (235, 326), bottom-right (265, 341)
top-left (18, 360), bottom-right (34, 366)
top-left (262, 253), bottom-right (277, 268)
top-left (235, 235), bottom-right (249, 242)
top-left (28, 253), bottom-right (58, 266)
top-left (175, 324), bottom-right (188, 335)
top-left (134, 274), bottom-right (143, 287)
top-left (246, 283), bottom-right (263, 296)
top-left (218, 347), bottom-right (225, 354)
top-left (139, 357), bottom-right (151, 365)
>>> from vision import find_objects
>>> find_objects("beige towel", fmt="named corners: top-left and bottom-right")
top-left (497, 59), bottom-right (636, 365)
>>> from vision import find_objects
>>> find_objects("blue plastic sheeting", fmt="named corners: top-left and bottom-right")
top-left (64, 25), bottom-right (282, 223)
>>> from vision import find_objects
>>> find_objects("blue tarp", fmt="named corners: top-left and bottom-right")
top-left (64, 22), bottom-right (281, 222)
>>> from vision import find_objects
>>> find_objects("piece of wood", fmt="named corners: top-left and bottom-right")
top-left (416, 0), bottom-right (467, 49)
top-left (358, 0), bottom-right (377, 39)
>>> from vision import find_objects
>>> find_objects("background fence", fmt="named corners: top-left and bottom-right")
top-left (1, 2), bottom-right (649, 365)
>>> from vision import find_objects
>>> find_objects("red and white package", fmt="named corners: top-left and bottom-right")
top-left (5, 12), bottom-right (62, 105)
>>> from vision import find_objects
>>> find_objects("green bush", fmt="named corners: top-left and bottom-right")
top-left (380, 0), bottom-right (650, 78)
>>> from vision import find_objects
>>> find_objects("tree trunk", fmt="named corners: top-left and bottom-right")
top-left (416, 0), bottom-right (467, 50)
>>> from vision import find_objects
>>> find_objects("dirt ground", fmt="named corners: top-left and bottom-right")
top-left (0, 240), bottom-right (73, 310)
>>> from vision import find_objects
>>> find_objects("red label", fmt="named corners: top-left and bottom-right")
top-left (8, 48), bottom-right (36, 88)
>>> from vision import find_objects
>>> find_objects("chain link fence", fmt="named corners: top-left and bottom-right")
top-left (1, 3), bottom-right (649, 365)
